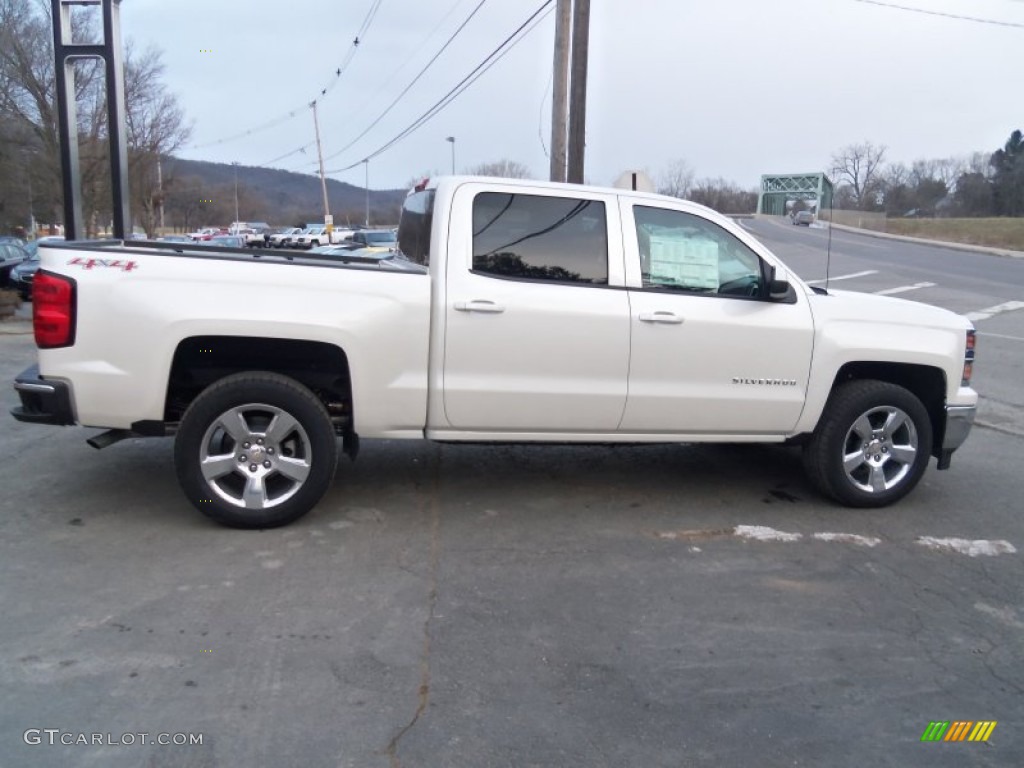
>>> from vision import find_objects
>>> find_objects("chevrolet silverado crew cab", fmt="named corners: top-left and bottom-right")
top-left (11, 176), bottom-right (977, 528)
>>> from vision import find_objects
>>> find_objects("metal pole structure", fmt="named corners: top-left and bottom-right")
top-left (363, 160), bottom-right (370, 227)
top-left (311, 100), bottom-right (331, 228)
top-left (233, 162), bottom-right (240, 233)
top-left (51, 0), bottom-right (130, 240)
top-left (446, 136), bottom-right (456, 174)
top-left (567, 0), bottom-right (590, 184)
top-left (549, 0), bottom-right (571, 183)
top-left (102, 0), bottom-right (130, 237)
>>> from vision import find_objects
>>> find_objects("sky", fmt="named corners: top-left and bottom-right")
top-left (116, 0), bottom-right (1024, 191)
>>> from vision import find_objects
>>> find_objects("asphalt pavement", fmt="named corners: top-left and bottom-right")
top-left (1, 226), bottom-right (1022, 767)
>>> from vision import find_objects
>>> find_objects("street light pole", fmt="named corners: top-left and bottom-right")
top-left (446, 136), bottom-right (456, 174)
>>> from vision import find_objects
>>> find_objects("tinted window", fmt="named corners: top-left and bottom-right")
top-left (634, 206), bottom-right (763, 297)
top-left (472, 192), bottom-right (607, 284)
top-left (398, 190), bottom-right (435, 266)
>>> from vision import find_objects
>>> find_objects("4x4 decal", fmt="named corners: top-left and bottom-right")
top-left (67, 257), bottom-right (138, 271)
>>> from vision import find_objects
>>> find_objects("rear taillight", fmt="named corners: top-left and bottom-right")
top-left (962, 329), bottom-right (976, 386)
top-left (33, 271), bottom-right (76, 349)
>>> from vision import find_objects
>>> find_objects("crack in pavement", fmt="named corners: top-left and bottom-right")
top-left (385, 449), bottom-right (442, 768)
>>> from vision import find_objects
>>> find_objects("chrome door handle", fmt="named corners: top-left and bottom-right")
top-left (454, 300), bottom-right (505, 314)
top-left (638, 311), bottom-right (684, 324)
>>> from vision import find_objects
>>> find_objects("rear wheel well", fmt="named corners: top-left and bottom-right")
top-left (165, 336), bottom-right (352, 436)
top-left (831, 362), bottom-right (946, 455)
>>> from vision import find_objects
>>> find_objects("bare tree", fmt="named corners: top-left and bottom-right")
top-left (830, 141), bottom-right (887, 210)
top-left (881, 162), bottom-right (913, 216)
top-left (689, 177), bottom-right (758, 214)
top-left (468, 159), bottom-right (533, 179)
top-left (124, 45), bottom-right (192, 235)
top-left (657, 159), bottom-right (695, 199)
top-left (965, 151), bottom-right (991, 176)
top-left (0, 0), bottom-right (190, 235)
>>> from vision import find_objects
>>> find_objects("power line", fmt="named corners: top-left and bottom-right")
top-left (334, 0), bottom-right (471, 129)
top-left (317, 0), bottom-right (490, 167)
top-left (326, 0), bottom-right (555, 174)
top-left (256, 0), bottom-right (463, 171)
top-left (852, 0), bottom-right (1024, 28)
top-left (363, 1), bottom-right (555, 166)
top-left (187, 0), bottom-right (384, 151)
top-left (258, 141), bottom-right (316, 167)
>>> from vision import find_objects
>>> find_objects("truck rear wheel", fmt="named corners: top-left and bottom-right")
top-left (803, 380), bottom-right (932, 507)
top-left (174, 372), bottom-right (338, 528)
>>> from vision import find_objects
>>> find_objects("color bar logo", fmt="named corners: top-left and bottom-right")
top-left (921, 721), bottom-right (997, 742)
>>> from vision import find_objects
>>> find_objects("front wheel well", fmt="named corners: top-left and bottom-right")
top-left (831, 362), bottom-right (946, 456)
top-left (165, 336), bottom-right (353, 436)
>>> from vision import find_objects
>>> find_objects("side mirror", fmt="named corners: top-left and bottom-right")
top-left (768, 279), bottom-right (797, 303)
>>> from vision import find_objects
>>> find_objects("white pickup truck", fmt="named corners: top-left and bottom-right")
top-left (292, 226), bottom-right (352, 249)
top-left (11, 176), bottom-right (977, 528)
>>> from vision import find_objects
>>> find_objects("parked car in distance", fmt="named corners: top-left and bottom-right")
top-left (9, 237), bottom-right (64, 299)
top-left (342, 229), bottom-right (397, 251)
top-left (293, 226), bottom-right (355, 249)
top-left (189, 227), bottom-right (222, 241)
top-left (1, 243), bottom-right (29, 286)
top-left (203, 235), bottom-right (246, 249)
top-left (792, 211), bottom-right (814, 226)
top-left (266, 227), bottom-right (303, 248)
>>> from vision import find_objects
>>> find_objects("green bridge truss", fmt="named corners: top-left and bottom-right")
top-left (757, 173), bottom-right (833, 216)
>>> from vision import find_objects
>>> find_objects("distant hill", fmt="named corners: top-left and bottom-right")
top-left (160, 157), bottom-right (407, 230)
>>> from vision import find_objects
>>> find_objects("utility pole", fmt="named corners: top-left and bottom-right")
top-left (567, 0), bottom-right (590, 184)
top-left (311, 100), bottom-right (331, 230)
top-left (549, 0), bottom-right (571, 183)
top-left (446, 136), bottom-right (456, 174)
top-left (363, 159), bottom-right (370, 227)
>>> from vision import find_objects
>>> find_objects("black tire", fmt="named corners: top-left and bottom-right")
top-left (174, 372), bottom-right (338, 528)
top-left (803, 380), bottom-right (932, 508)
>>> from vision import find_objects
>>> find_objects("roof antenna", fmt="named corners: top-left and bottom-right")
top-left (825, 190), bottom-right (834, 292)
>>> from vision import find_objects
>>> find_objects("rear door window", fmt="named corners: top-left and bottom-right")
top-left (471, 192), bottom-right (608, 285)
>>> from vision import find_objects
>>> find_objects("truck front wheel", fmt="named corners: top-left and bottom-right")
top-left (174, 372), bottom-right (338, 528)
top-left (803, 380), bottom-right (932, 507)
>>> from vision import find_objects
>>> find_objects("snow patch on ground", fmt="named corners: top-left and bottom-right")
top-left (916, 537), bottom-right (1017, 557)
top-left (733, 525), bottom-right (802, 542)
top-left (812, 532), bottom-right (882, 547)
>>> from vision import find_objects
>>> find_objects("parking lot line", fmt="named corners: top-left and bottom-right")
top-left (805, 270), bottom-right (879, 285)
top-left (873, 282), bottom-right (936, 296)
top-left (965, 300), bottom-right (1024, 322)
top-left (977, 331), bottom-right (1024, 343)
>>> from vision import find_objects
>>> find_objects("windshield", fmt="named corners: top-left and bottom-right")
top-left (365, 232), bottom-right (396, 244)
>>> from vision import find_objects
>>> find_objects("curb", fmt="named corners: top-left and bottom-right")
top-left (825, 222), bottom-right (1024, 259)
